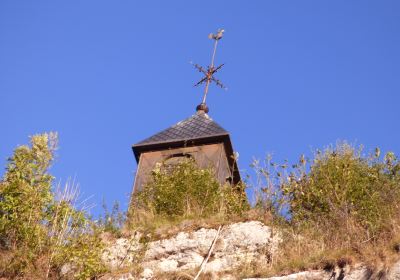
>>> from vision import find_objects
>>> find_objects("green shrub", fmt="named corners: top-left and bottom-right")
top-left (255, 142), bottom-right (400, 236)
top-left (0, 133), bottom-right (55, 252)
top-left (289, 144), bottom-right (399, 234)
top-left (132, 158), bottom-right (248, 221)
top-left (0, 133), bottom-right (106, 279)
top-left (54, 224), bottom-right (106, 280)
top-left (246, 143), bottom-right (400, 277)
top-left (0, 133), bottom-right (57, 277)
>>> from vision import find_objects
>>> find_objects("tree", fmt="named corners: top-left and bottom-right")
top-left (0, 133), bottom-right (56, 252)
top-left (0, 133), bottom-right (106, 279)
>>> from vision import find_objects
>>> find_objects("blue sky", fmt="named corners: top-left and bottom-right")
top-left (1, 1), bottom-right (399, 215)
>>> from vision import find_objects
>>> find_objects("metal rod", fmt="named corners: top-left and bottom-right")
top-left (202, 38), bottom-right (219, 104)
top-left (210, 39), bottom-right (218, 69)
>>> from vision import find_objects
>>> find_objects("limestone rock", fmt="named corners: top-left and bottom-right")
top-left (145, 221), bottom-right (277, 274)
top-left (244, 262), bottom-right (400, 280)
top-left (100, 221), bottom-right (400, 280)
top-left (388, 261), bottom-right (400, 279)
top-left (102, 221), bottom-right (279, 276)
top-left (102, 232), bottom-right (143, 270)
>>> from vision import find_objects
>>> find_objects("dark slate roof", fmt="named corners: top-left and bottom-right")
top-left (134, 111), bottom-right (229, 147)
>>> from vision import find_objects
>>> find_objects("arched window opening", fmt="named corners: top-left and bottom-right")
top-left (162, 153), bottom-right (194, 173)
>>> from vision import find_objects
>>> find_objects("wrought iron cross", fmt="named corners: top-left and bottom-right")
top-left (192, 29), bottom-right (227, 106)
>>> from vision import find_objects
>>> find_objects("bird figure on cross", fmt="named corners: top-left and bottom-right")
top-left (208, 29), bottom-right (225, 40)
top-left (192, 28), bottom-right (227, 107)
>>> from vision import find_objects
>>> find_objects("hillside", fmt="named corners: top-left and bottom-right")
top-left (1, 134), bottom-right (400, 279)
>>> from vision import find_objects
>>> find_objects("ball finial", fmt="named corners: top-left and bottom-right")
top-left (196, 103), bottom-right (209, 113)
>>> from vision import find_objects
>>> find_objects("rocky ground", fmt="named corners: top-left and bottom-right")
top-left (95, 221), bottom-right (400, 280)
top-left (245, 261), bottom-right (400, 280)
top-left (100, 221), bottom-right (279, 279)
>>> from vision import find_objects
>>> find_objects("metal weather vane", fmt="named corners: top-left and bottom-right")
top-left (192, 29), bottom-right (227, 107)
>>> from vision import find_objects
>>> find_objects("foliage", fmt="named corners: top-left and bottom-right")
top-left (0, 133), bottom-right (56, 252)
top-left (4, 133), bottom-right (400, 278)
top-left (0, 133), bottom-right (106, 279)
top-left (53, 224), bottom-right (106, 280)
top-left (289, 144), bottom-right (400, 234)
top-left (254, 143), bottom-right (400, 235)
top-left (242, 143), bottom-right (400, 278)
top-left (131, 159), bottom-right (248, 223)
top-left (98, 199), bottom-right (126, 236)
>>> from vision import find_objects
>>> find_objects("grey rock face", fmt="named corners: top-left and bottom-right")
top-left (101, 221), bottom-right (400, 280)
top-left (244, 262), bottom-right (400, 280)
top-left (144, 221), bottom-right (278, 273)
top-left (102, 231), bottom-right (143, 270)
top-left (102, 221), bottom-right (279, 277)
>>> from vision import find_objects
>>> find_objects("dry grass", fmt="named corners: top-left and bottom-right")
top-left (125, 207), bottom-right (272, 241)
top-left (151, 270), bottom-right (219, 280)
top-left (236, 216), bottom-right (400, 279)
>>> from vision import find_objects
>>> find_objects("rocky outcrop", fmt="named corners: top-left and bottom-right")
top-left (101, 221), bottom-right (279, 278)
top-left (100, 221), bottom-right (400, 280)
top-left (245, 261), bottom-right (400, 280)
top-left (144, 221), bottom-right (278, 273)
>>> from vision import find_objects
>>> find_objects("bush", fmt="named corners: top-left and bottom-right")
top-left (131, 158), bottom-right (248, 222)
top-left (255, 142), bottom-right (400, 237)
top-left (246, 143), bottom-right (400, 277)
top-left (0, 133), bottom-right (55, 252)
top-left (0, 133), bottom-right (106, 279)
top-left (288, 144), bottom-right (400, 235)
top-left (53, 224), bottom-right (105, 280)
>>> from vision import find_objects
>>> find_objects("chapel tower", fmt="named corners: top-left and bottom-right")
top-left (131, 29), bottom-right (240, 195)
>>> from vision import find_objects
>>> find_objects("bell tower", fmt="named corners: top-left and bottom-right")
top-left (131, 29), bottom-right (240, 195)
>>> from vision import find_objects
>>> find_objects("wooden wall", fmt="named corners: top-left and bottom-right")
top-left (131, 143), bottom-right (232, 195)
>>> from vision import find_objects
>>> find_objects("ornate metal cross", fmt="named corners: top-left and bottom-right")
top-left (192, 29), bottom-right (227, 106)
